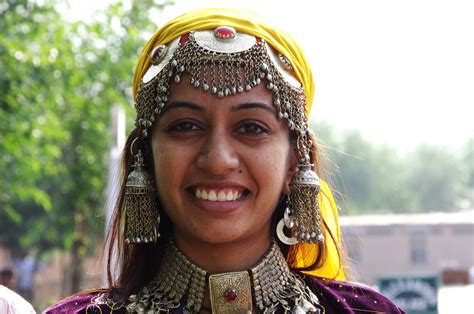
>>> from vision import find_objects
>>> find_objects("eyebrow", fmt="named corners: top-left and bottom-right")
top-left (231, 102), bottom-right (276, 114)
top-left (160, 101), bottom-right (203, 114)
top-left (161, 101), bottom-right (276, 115)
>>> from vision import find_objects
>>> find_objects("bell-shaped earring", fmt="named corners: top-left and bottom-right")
top-left (124, 150), bottom-right (160, 244)
top-left (288, 157), bottom-right (324, 244)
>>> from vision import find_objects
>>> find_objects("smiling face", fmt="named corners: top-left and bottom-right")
top-left (151, 76), bottom-right (296, 248)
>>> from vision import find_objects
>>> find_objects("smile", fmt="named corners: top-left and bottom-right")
top-left (194, 188), bottom-right (243, 202)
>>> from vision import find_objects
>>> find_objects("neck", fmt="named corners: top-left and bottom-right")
top-left (172, 227), bottom-right (272, 274)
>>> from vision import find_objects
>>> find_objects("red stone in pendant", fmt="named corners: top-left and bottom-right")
top-left (224, 288), bottom-right (237, 301)
top-left (214, 26), bottom-right (236, 39)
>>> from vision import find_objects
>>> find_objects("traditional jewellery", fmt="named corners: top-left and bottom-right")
top-left (126, 240), bottom-right (324, 313)
top-left (123, 147), bottom-right (160, 244)
top-left (132, 26), bottom-right (324, 246)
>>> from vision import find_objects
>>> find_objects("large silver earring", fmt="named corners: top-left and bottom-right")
top-left (124, 149), bottom-right (160, 244)
top-left (284, 132), bottom-right (325, 244)
top-left (289, 158), bottom-right (324, 243)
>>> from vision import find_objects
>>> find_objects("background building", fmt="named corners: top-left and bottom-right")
top-left (341, 210), bottom-right (474, 285)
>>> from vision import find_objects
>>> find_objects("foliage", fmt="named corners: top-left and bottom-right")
top-left (311, 121), bottom-right (473, 214)
top-left (0, 0), bottom-right (173, 291)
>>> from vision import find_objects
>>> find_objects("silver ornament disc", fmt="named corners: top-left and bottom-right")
top-left (276, 219), bottom-right (298, 245)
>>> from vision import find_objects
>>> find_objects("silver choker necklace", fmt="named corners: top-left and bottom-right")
top-left (126, 240), bottom-right (324, 313)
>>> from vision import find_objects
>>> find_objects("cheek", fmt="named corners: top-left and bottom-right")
top-left (251, 141), bottom-right (292, 189)
top-left (152, 142), bottom-right (175, 192)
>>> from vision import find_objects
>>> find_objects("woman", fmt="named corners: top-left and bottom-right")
top-left (45, 8), bottom-right (404, 314)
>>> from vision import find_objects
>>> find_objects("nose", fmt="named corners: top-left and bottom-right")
top-left (196, 131), bottom-right (239, 175)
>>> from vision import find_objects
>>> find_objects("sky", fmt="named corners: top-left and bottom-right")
top-left (64, 0), bottom-right (474, 153)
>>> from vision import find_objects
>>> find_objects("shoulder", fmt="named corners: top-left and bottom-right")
top-left (42, 290), bottom-right (126, 314)
top-left (304, 275), bottom-right (406, 314)
top-left (0, 285), bottom-right (36, 314)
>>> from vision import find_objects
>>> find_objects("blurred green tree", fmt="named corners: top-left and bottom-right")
top-left (311, 122), bottom-right (470, 213)
top-left (406, 144), bottom-right (468, 211)
top-left (0, 0), bottom-right (172, 293)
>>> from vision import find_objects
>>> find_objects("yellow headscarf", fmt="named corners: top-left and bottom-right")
top-left (132, 8), bottom-right (345, 281)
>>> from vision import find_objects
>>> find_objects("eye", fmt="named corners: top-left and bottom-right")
top-left (235, 122), bottom-right (269, 135)
top-left (168, 120), bottom-right (202, 132)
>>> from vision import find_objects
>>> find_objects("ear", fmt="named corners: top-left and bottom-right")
top-left (282, 147), bottom-right (299, 195)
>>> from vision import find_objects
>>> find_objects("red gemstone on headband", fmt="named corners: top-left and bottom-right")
top-left (214, 26), bottom-right (236, 39)
top-left (224, 288), bottom-right (237, 301)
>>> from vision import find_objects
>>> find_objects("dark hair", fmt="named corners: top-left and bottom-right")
top-left (105, 127), bottom-right (342, 297)
top-left (0, 268), bottom-right (13, 279)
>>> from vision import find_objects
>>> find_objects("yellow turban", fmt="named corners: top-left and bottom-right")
top-left (132, 8), bottom-right (345, 281)
top-left (132, 8), bottom-right (314, 114)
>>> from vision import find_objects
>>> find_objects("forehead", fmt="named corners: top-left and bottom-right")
top-left (167, 74), bottom-right (274, 108)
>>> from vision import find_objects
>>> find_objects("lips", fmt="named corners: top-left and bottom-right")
top-left (194, 188), bottom-right (243, 202)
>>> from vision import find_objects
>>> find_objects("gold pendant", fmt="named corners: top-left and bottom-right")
top-left (209, 271), bottom-right (252, 314)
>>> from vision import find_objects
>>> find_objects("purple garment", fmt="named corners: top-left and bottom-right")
top-left (43, 276), bottom-right (405, 313)
top-left (305, 276), bottom-right (405, 313)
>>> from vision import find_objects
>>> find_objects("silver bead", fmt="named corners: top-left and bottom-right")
top-left (237, 86), bottom-right (244, 93)
top-left (211, 86), bottom-right (218, 94)
top-left (245, 84), bottom-right (252, 91)
top-left (217, 91), bottom-right (224, 98)
top-left (317, 233), bottom-right (325, 242)
top-left (174, 75), bottom-right (181, 83)
top-left (202, 83), bottom-right (209, 91)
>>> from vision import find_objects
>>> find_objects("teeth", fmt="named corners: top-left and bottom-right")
top-left (195, 188), bottom-right (242, 202)
top-left (208, 191), bottom-right (217, 201)
top-left (217, 191), bottom-right (226, 201)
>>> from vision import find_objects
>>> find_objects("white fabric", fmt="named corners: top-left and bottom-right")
top-left (0, 285), bottom-right (36, 314)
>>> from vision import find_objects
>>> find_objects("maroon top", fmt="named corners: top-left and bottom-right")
top-left (43, 275), bottom-right (405, 313)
